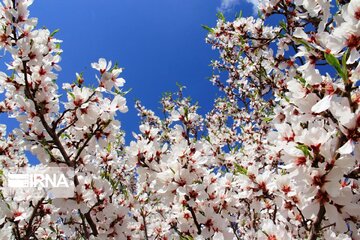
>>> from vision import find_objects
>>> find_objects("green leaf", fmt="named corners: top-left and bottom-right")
top-left (336, 131), bottom-right (341, 137)
top-left (263, 117), bottom-right (273, 123)
top-left (279, 21), bottom-right (287, 30)
top-left (324, 53), bottom-right (346, 80)
top-left (295, 39), bottom-right (311, 51)
top-left (68, 92), bottom-right (75, 99)
top-left (235, 10), bottom-right (243, 19)
top-left (202, 135), bottom-right (211, 143)
top-left (121, 186), bottom-right (128, 198)
top-left (342, 49), bottom-right (348, 69)
top-left (233, 144), bottom-right (240, 153)
top-left (106, 142), bottom-right (112, 153)
top-left (50, 28), bottom-right (60, 37)
top-left (325, 53), bottom-right (341, 71)
top-left (61, 133), bottom-right (71, 139)
top-left (297, 77), bottom-right (306, 86)
top-left (49, 225), bottom-right (56, 233)
top-left (110, 62), bottom-right (119, 71)
top-left (234, 163), bottom-right (247, 175)
top-left (341, 49), bottom-right (349, 83)
top-left (183, 107), bottom-right (189, 117)
top-left (121, 88), bottom-right (132, 96)
top-left (202, 25), bottom-right (214, 33)
top-left (180, 235), bottom-right (194, 240)
top-left (216, 12), bottom-right (225, 22)
top-left (241, 219), bottom-right (246, 226)
top-left (296, 144), bottom-right (311, 157)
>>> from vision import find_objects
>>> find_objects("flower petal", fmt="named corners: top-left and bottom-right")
top-left (347, 48), bottom-right (360, 64)
top-left (337, 139), bottom-right (354, 155)
top-left (311, 95), bottom-right (332, 113)
top-left (293, 28), bottom-right (308, 39)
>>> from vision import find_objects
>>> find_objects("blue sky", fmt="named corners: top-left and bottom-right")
top-left (1, 0), bottom-right (257, 163)
top-left (29, 0), bottom-right (255, 139)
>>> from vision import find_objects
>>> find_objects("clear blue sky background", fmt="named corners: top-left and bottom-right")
top-left (1, 0), bottom-right (256, 164)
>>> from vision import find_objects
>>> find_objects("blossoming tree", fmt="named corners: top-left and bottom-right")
top-left (0, 0), bottom-right (359, 239)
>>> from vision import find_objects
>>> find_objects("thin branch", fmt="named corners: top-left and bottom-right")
top-left (22, 61), bottom-right (72, 166)
top-left (78, 211), bottom-right (90, 239)
top-left (141, 209), bottom-right (149, 240)
top-left (84, 211), bottom-right (98, 237)
top-left (24, 197), bottom-right (45, 239)
top-left (186, 204), bottom-right (202, 234)
top-left (320, 223), bottom-right (335, 231)
top-left (72, 121), bottom-right (107, 163)
top-left (309, 204), bottom-right (326, 240)
top-left (295, 205), bottom-right (311, 231)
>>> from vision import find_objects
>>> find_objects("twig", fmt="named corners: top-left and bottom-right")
top-left (84, 211), bottom-right (98, 237)
top-left (24, 198), bottom-right (45, 239)
top-left (78, 210), bottom-right (90, 239)
top-left (141, 209), bottom-right (149, 240)
top-left (309, 204), bottom-right (325, 240)
top-left (186, 204), bottom-right (202, 234)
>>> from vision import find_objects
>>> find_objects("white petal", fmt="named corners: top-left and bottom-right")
top-left (324, 168), bottom-right (342, 197)
top-left (304, 67), bottom-right (323, 85)
top-left (287, 79), bottom-right (305, 98)
top-left (325, 202), bottom-right (338, 221)
top-left (213, 232), bottom-right (224, 240)
top-left (326, 36), bottom-right (344, 54)
top-left (106, 60), bottom-right (112, 71)
top-left (99, 58), bottom-right (107, 69)
top-left (293, 28), bottom-right (308, 39)
top-left (337, 140), bottom-right (354, 155)
top-left (91, 62), bottom-right (99, 70)
top-left (311, 95), bottom-right (332, 113)
top-left (336, 156), bottom-right (355, 170)
top-left (325, 203), bottom-right (348, 232)
top-left (302, 203), bottom-right (319, 219)
top-left (115, 78), bottom-right (125, 87)
top-left (347, 48), bottom-right (360, 64)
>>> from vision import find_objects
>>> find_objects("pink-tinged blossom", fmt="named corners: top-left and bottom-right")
top-left (0, 0), bottom-right (359, 239)
top-left (311, 94), bottom-right (332, 113)
top-left (91, 58), bottom-right (112, 74)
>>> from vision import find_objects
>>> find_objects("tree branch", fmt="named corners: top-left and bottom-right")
top-left (24, 197), bottom-right (45, 240)
top-left (309, 204), bottom-right (325, 240)
top-left (186, 204), bottom-right (202, 234)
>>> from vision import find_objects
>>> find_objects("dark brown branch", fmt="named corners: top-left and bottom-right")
top-left (141, 209), bottom-right (149, 240)
top-left (56, 117), bottom-right (78, 137)
top-left (72, 120), bottom-right (107, 163)
top-left (22, 61), bottom-right (72, 166)
top-left (320, 223), bottom-right (335, 230)
top-left (296, 205), bottom-right (311, 231)
top-left (272, 204), bottom-right (277, 224)
top-left (186, 204), bottom-right (202, 234)
top-left (12, 220), bottom-right (21, 240)
top-left (24, 197), bottom-right (45, 239)
top-left (309, 204), bottom-right (325, 240)
top-left (78, 211), bottom-right (90, 239)
top-left (230, 221), bottom-right (241, 240)
top-left (84, 211), bottom-right (98, 237)
top-left (345, 167), bottom-right (360, 179)
top-left (53, 91), bottom-right (96, 133)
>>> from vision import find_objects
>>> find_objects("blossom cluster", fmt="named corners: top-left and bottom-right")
top-left (0, 0), bottom-right (358, 239)
top-left (0, 0), bottom-right (132, 238)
